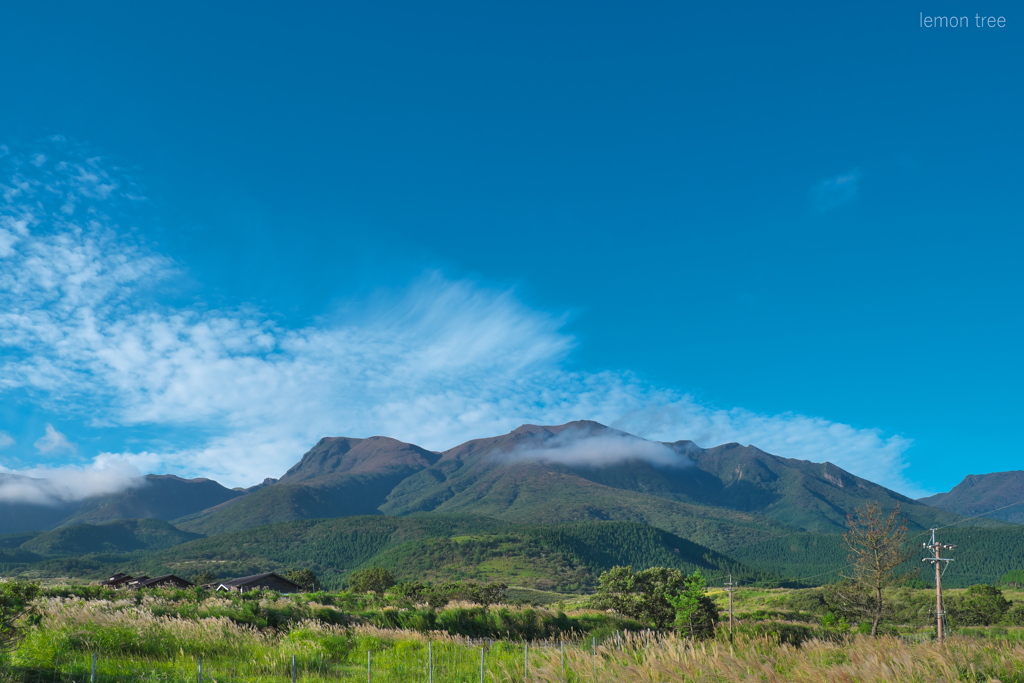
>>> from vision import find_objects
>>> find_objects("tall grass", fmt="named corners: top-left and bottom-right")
top-left (7, 593), bottom-right (1024, 682)
top-left (12, 630), bottom-right (1024, 682)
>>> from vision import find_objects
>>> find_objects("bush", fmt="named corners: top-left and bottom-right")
top-left (349, 568), bottom-right (396, 594)
top-left (0, 580), bottom-right (39, 653)
top-left (1002, 603), bottom-right (1024, 626)
top-left (948, 585), bottom-right (1011, 626)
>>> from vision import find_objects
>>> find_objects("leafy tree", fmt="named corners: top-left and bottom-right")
top-left (349, 567), bottom-right (396, 594)
top-left (594, 566), bottom-right (694, 629)
top-left (948, 584), bottom-right (1011, 626)
top-left (1000, 570), bottom-right (1024, 588)
top-left (840, 501), bottom-right (910, 636)
top-left (0, 581), bottom-right (40, 653)
top-left (192, 571), bottom-right (217, 586)
top-left (666, 570), bottom-right (718, 640)
top-left (388, 580), bottom-right (427, 604)
top-left (472, 582), bottom-right (508, 607)
top-left (386, 580), bottom-right (507, 608)
top-left (284, 568), bottom-right (319, 591)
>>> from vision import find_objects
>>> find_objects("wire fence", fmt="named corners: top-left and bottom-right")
top-left (7, 634), bottom-right (652, 683)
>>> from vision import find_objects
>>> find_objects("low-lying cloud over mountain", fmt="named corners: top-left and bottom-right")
top-left (0, 140), bottom-right (925, 497)
top-left (503, 424), bottom-right (687, 468)
top-left (0, 460), bottom-right (144, 505)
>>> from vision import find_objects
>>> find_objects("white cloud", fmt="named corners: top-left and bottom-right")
top-left (0, 460), bottom-right (144, 505)
top-left (504, 424), bottom-right (688, 468)
top-left (0, 142), bottom-right (927, 497)
top-left (0, 432), bottom-right (14, 450)
top-left (34, 423), bottom-right (77, 455)
top-left (812, 170), bottom-right (860, 211)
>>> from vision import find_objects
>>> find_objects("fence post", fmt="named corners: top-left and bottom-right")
top-left (524, 642), bottom-right (529, 680)
top-left (592, 637), bottom-right (597, 682)
top-left (560, 641), bottom-right (565, 681)
top-left (291, 654), bottom-right (297, 683)
top-left (367, 650), bottom-right (372, 683)
top-left (479, 646), bottom-right (485, 683)
top-left (198, 655), bottom-right (203, 683)
top-left (428, 641), bottom-right (433, 683)
top-left (91, 652), bottom-right (97, 683)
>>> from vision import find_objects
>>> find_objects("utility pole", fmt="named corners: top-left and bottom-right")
top-left (921, 528), bottom-right (955, 643)
top-left (725, 574), bottom-right (735, 643)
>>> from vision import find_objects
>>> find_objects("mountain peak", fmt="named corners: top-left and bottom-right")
top-left (278, 435), bottom-right (440, 485)
top-left (920, 471), bottom-right (1024, 523)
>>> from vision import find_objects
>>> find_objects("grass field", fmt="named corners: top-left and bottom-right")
top-left (6, 584), bottom-right (1024, 682)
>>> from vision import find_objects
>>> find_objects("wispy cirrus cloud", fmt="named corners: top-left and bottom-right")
top-left (0, 432), bottom-right (14, 450)
top-left (0, 141), bottom-right (926, 497)
top-left (812, 170), bottom-right (860, 211)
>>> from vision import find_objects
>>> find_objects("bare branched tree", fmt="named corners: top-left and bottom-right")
top-left (842, 500), bottom-right (910, 636)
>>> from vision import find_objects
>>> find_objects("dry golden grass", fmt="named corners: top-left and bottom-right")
top-left (522, 632), bottom-right (1024, 682)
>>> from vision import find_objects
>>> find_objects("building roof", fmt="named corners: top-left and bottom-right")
top-left (133, 574), bottom-right (194, 588)
top-left (101, 573), bottom-right (135, 585)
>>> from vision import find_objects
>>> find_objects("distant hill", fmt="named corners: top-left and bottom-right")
top-left (21, 518), bottom-right (202, 556)
top-left (64, 475), bottom-right (244, 526)
top-left (0, 473), bottom-right (243, 534)
top-left (919, 472), bottom-right (1024, 523)
top-left (0, 473), bottom-right (79, 534)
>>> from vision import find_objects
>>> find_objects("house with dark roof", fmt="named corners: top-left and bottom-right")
top-left (131, 574), bottom-right (195, 589)
top-left (100, 573), bottom-right (136, 588)
top-left (216, 572), bottom-right (302, 593)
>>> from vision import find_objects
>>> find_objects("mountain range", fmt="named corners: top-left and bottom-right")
top-left (171, 421), bottom-right (970, 549)
top-left (0, 421), bottom-right (1019, 589)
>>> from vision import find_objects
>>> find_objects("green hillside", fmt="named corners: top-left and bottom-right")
top-left (0, 530), bottom-right (41, 548)
top-left (173, 477), bottom-right (401, 535)
top-left (729, 524), bottom-right (1024, 588)
top-left (21, 518), bottom-right (203, 556)
top-left (147, 514), bottom-right (511, 585)
top-left (1, 514), bottom-right (768, 591)
top-left (150, 516), bottom-right (768, 591)
top-left (363, 521), bottom-right (766, 591)
top-left (384, 459), bottom-right (790, 553)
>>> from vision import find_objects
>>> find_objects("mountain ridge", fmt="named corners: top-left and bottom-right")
top-left (0, 421), bottom-right (1002, 545)
top-left (919, 471), bottom-right (1024, 523)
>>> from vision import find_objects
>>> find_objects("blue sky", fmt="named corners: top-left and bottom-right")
top-left (0, 1), bottom-right (1020, 500)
